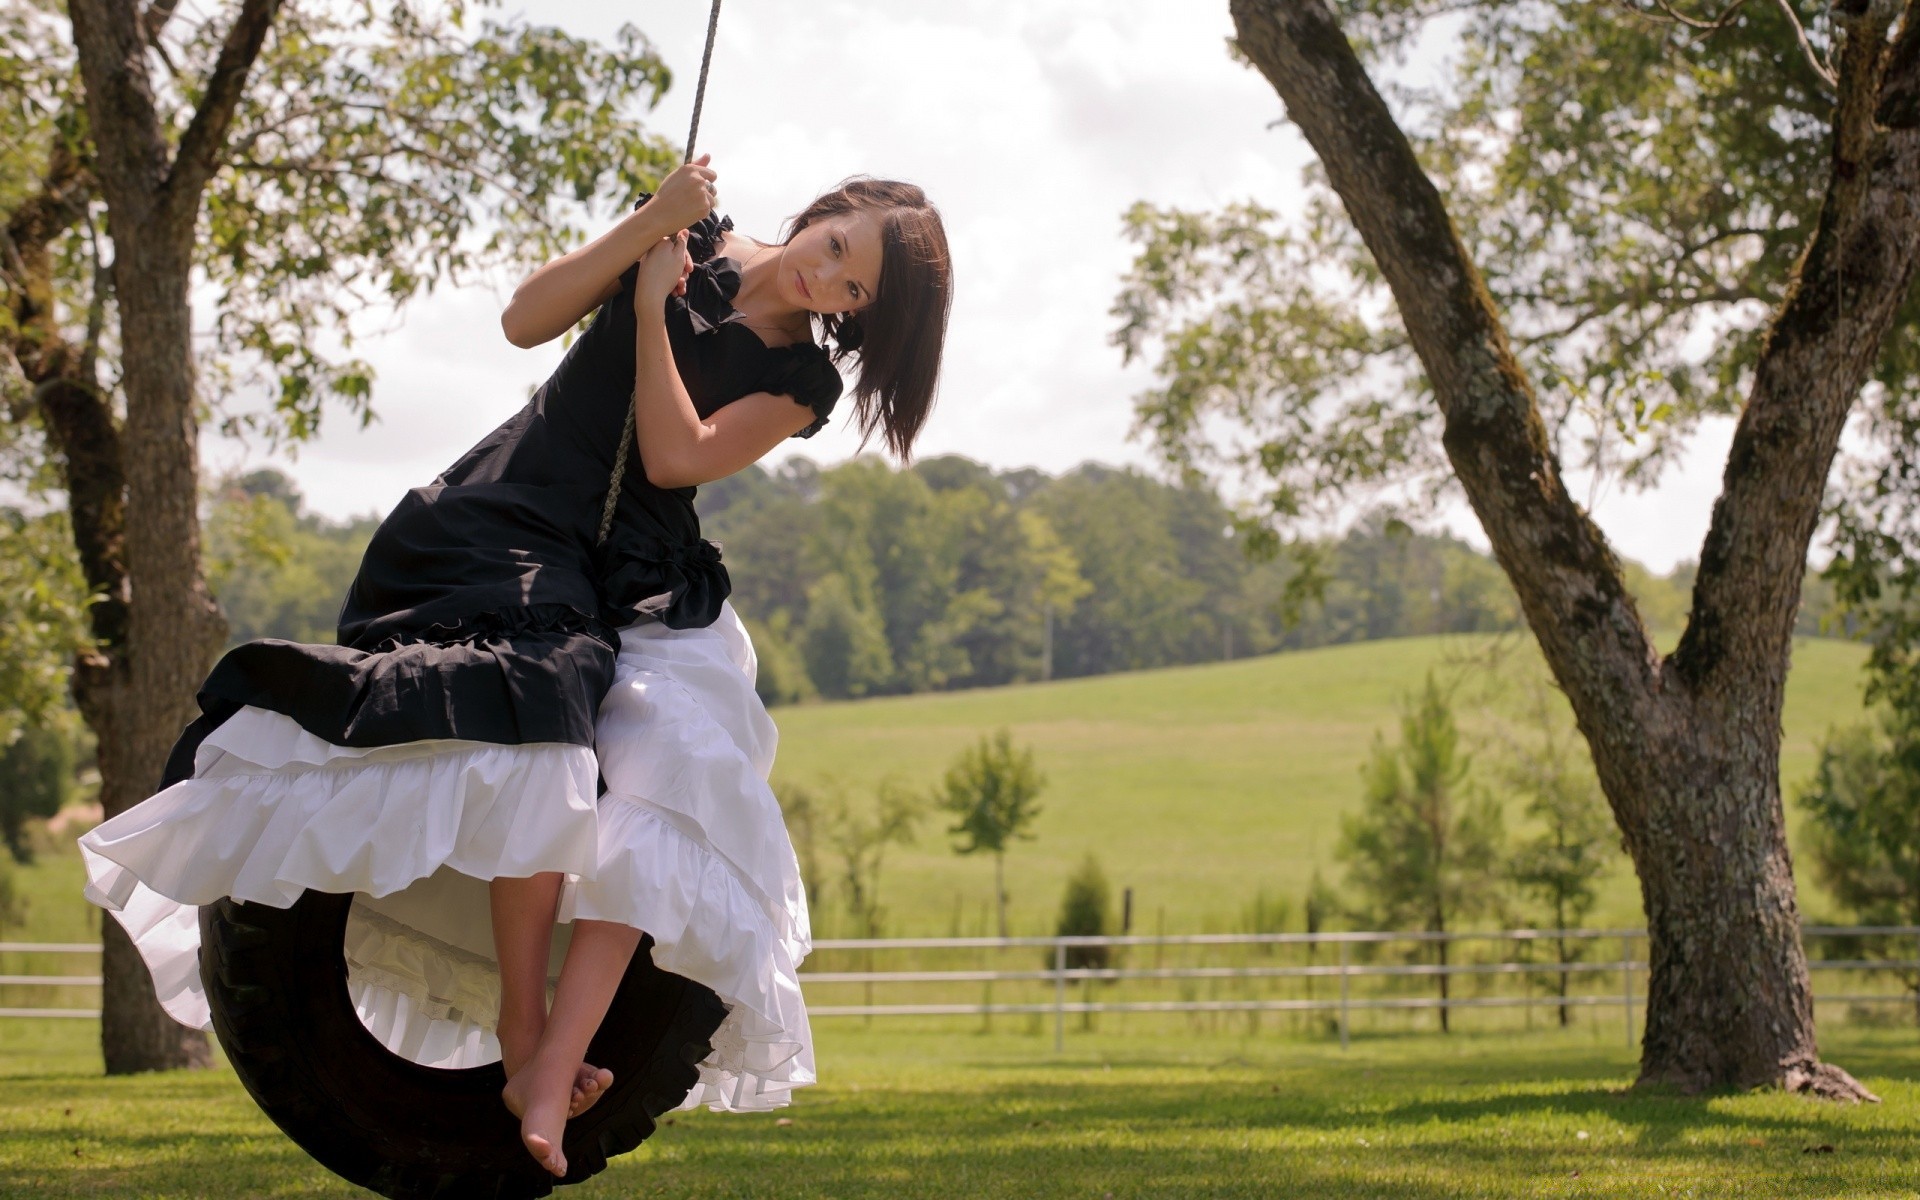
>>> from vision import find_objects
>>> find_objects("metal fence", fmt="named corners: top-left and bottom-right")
top-left (7, 927), bottom-right (1918, 1052)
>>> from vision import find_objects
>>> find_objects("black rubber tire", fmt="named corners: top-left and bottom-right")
top-left (198, 890), bottom-right (729, 1199)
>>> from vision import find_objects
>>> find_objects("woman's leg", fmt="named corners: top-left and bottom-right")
top-left (488, 872), bottom-right (562, 1077)
top-left (500, 917), bottom-right (643, 1177)
top-left (488, 874), bottom-right (614, 1117)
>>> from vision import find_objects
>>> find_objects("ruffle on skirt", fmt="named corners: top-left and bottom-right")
top-left (77, 600), bottom-right (815, 1113)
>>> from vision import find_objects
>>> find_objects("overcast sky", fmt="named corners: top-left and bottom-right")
top-left (208, 0), bottom-right (1741, 574)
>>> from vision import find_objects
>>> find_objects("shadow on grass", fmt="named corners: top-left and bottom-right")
top-left (5, 1032), bottom-right (1916, 1200)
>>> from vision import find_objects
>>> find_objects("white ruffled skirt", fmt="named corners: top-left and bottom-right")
top-left (78, 600), bottom-right (813, 1113)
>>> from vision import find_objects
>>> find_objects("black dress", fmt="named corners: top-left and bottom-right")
top-left (163, 205), bottom-right (843, 773)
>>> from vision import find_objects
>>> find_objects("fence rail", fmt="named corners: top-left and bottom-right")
top-left (6, 926), bottom-right (1918, 1048)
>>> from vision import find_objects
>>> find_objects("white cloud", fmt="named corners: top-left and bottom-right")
top-left (215, 0), bottom-right (1732, 574)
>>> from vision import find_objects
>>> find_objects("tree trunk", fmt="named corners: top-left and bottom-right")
top-left (1622, 724), bottom-right (1853, 1095)
top-left (994, 851), bottom-right (1008, 940)
top-left (1229, 0), bottom-right (1920, 1097)
top-left (1435, 931), bottom-right (1449, 1034)
top-left (66, 0), bottom-right (279, 1073)
top-left (1555, 900), bottom-right (1571, 1030)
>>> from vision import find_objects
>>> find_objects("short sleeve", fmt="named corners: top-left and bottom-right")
top-left (762, 346), bottom-right (844, 440)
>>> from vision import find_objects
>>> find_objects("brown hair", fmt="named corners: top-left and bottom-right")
top-left (783, 178), bottom-right (952, 460)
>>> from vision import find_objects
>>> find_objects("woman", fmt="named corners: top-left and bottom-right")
top-left (78, 155), bottom-right (953, 1176)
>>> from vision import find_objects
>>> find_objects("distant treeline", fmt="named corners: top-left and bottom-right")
top-left (207, 458), bottom-right (1841, 704)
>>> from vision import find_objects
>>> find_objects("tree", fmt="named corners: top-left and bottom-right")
top-left (1496, 676), bottom-right (1615, 1027)
top-left (937, 727), bottom-right (1046, 940)
top-left (1051, 853), bottom-right (1118, 1030)
top-left (817, 777), bottom-right (923, 941)
top-left (0, 509), bottom-right (91, 748)
top-left (799, 572), bottom-right (894, 699)
top-left (203, 470), bottom-right (376, 648)
top-left (1053, 853), bottom-right (1118, 972)
top-left (0, 718), bottom-right (78, 864)
top-left (3, 1), bottom-right (677, 1072)
top-left (1797, 708), bottom-right (1920, 1021)
top-left (1337, 672), bottom-right (1505, 1032)
top-left (1115, 0), bottom-right (1920, 1096)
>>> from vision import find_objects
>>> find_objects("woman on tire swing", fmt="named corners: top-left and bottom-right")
top-left (79, 155), bottom-right (953, 1178)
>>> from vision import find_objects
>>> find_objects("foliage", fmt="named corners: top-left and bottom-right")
top-left (1487, 672), bottom-right (1616, 1022)
top-left (799, 573), bottom-right (894, 700)
top-left (1494, 674), bottom-right (1614, 933)
top-left (773, 779), bottom-right (827, 924)
top-left (202, 470), bottom-right (378, 648)
top-left (1052, 853), bottom-right (1118, 973)
top-left (1338, 671), bottom-right (1505, 1030)
top-left (1798, 712), bottom-right (1920, 929)
top-left (936, 727), bottom-right (1046, 940)
top-left (2, 0), bottom-right (682, 510)
top-left (0, 717), bottom-right (77, 865)
top-left (1112, 0), bottom-right (1911, 626)
top-left (938, 728), bottom-right (1046, 858)
top-left (1338, 672), bottom-right (1506, 933)
top-left (806, 776), bottom-right (924, 940)
top-left (744, 611), bottom-right (817, 707)
top-left (0, 508), bottom-right (91, 745)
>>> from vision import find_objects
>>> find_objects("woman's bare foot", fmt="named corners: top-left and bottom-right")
top-left (501, 1049), bottom-right (575, 1177)
top-left (569, 1065), bottom-right (614, 1118)
top-left (499, 1014), bottom-right (611, 1117)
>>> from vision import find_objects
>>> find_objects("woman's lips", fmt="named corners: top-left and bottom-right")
top-left (795, 271), bottom-right (811, 301)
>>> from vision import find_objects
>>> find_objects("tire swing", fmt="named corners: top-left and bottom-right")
top-left (196, 7), bottom-right (735, 1197)
top-left (199, 894), bottom-right (727, 1200)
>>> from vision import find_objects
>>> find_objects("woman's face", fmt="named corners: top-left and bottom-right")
top-left (778, 209), bottom-right (884, 316)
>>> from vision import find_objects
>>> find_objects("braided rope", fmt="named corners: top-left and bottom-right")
top-left (597, 0), bottom-right (723, 546)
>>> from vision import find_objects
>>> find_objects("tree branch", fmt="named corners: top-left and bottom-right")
top-left (162, 0), bottom-right (280, 229)
top-left (66, 0), bottom-right (169, 219)
top-left (1771, 0), bottom-right (1839, 90)
top-left (2, 135), bottom-right (127, 653)
top-left (1674, 0), bottom-right (1920, 691)
top-left (1228, 0), bottom-right (1662, 804)
top-left (1879, 0), bottom-right (1920, 127)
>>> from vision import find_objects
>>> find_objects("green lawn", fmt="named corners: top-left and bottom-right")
top-left (5, 1018), bottom-right (1919, 1198)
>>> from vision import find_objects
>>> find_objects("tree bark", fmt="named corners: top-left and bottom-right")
top-left (7, 125), bottom-right (213, 1073)
top-left (995, 851), bottom-right (1008, 941)
top-left (1230, 0), bottom-right (1920, 1096)
top-left (64, 0), bottom-right (281, 1074)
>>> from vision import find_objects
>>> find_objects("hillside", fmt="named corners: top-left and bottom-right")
top-left (769, 633), bottom-right (1873, 937)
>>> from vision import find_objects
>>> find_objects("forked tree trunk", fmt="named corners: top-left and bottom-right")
top-left (1230, 0), bottom-right (1920, 1096)
top-left (63, 0), bottom-right (280, 1073)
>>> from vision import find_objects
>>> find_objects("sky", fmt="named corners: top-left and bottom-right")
top-left (205, 0), bottom-right (1743, 574)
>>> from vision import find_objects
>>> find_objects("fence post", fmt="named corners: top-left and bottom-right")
top-left (1338, 939), bottom-right (1350, 1052)
top-left (1054, 939), bottom-right (1066, 1053)
top-left (1622, 933), bottom-right (1634, 1047)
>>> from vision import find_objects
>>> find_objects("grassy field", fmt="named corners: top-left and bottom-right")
top-left (0, 633), bottom-right (1874, 1017)
top-left (769, 633), bottom-right (1872, 937)
top-left (0, 634), bottom-right (1905, 1197)
top-left (5, 1017), bottom-right (1920, 1198)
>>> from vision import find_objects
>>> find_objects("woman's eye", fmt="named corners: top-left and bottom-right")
top-left (848, 281), bottom-right (860, 299)
top-left (830, 237), bottom-right (841, 256)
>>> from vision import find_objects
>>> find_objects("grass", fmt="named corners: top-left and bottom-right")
top-left (5, 1018), bottom-right (1920, 1198)
top-left (0, 634), bottom-right (1905, 1197)
top-left (770, 633), bottom-right (1872, 936)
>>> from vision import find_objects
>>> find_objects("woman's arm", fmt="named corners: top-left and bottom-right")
top-left (499, 157), bottom-right (718, 349)
top-left (630, 234), bottom-right (818, 488)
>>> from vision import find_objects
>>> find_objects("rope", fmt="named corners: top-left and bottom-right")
top-left (598, 0), bottom-right (723, 547)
